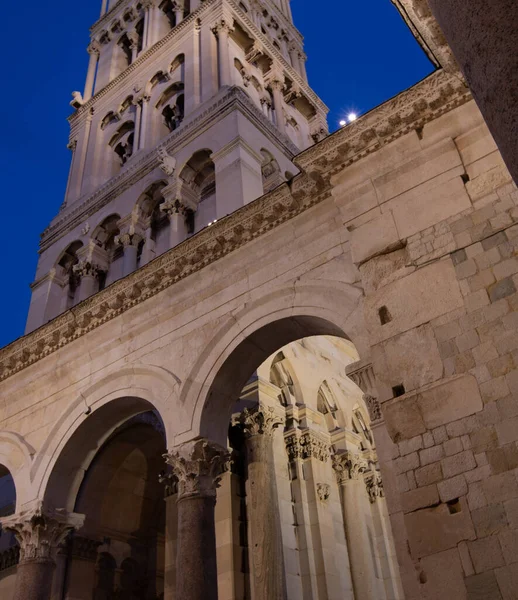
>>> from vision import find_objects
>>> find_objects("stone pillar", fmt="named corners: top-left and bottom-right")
top-left (100, 0), bottom-right (108, 16)
top-left (73, 261), bottom-right (101, 302)
top-left (288, 42), bottom-right (300, 73)
top-left (165, 439), bottom-right (231, 600)
top-left (2, 508), bottom-right (84, 600)
top-left (269, 78), bottom-right (286, 135)
top-left (116, 232), bottom-right (143, 277)
top-left (425, 0), bottom-right (518, 183)
top-left (161, 199), bottom-right (189, 249)
top-left (174, 0), bottom-right (184, 25)
top-left (144, 0), bottom-right (159, 48)
top-left (83, 42), bottom-right (100, 102)
top-left (212, 20), bottom-right (234, 88)
top-left (128, 30), bottom-right (140, 63)
top-left (239, 404), bottom-right (287, 600)
top-left (333, 451), bottom-right (378, 600)
top-left (138, 94), bottom-right (151, 150)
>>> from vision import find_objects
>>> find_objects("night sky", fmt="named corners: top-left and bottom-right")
top-left (0, 0), bottom-right (433, 348)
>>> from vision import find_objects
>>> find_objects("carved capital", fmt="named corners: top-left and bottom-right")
top-left (161, 198), bottom-right (186, 216)
top-left (87, 40), bottom-right (101, 56)
top-left (211, 19), bottom-right (234, 37)
top-left (285, 430), bottom-right (330, 462)
top-left (114, 232), bottom-right (143, 248)
top-left (332, 451), bottom-right (368, 484)
top-left (164, 439), bottom-right (231, 500)
top-left (2, 508), bottom-right (84, 563)
top-left (67, 139), bottom-right (78, 151)
top-left (239, 404), bottom-right (284, 437)
top-left (72, 261), bottom-right (102, 279)
top-left (127, 30), bottom-right (140, 49)
top-left (365, 471), bottom-right (384, 503)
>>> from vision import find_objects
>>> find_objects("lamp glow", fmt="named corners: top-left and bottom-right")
top-left (339, 119), bottom-right (347, 127)
top-left (348, 112), bottom-right (358, 122)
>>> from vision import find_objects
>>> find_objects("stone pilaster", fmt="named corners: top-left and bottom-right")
top-left (164, 439), bottom-right (231, 600)
top-left (333, 452), bottom-right (378, 600)
top-left (115, 227), bottom-right (144, 277)
top-left (211, 19), bottom-right (234, 87)
top-left (2, 508), bottom-right (84, 600)
top-left (239, 404), bottom-right (287, 600)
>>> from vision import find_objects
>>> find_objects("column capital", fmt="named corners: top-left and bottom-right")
top-left (239, 404), bottom-right (284, 437)
top-left (164, 439), bottom-right (231, 501)
top-left (72, 260), bottom-right (102, 279)
top-left (2, 508), bottom-right (84, 563)
top-left (332, 450), bottom-right (368, 484)
top-left (114, 232), bottom-right (143, 248)
top-left (211, 18), bottom-right (234, 36)
top-left (161, 198), bottom-right (187, 217)
top-left (285, 430), bottom-right (330, 462)
top-left (87, 40), bottom-right (101, 56)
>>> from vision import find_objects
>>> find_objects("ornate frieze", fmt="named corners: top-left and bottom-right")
top-left (285, 430), bottom-right (330, 462)
top-left (1, 508), bottom-right (84, 563)
top-left (332, 451), bottom-right (368, 484)
top-left (164, 439), bottom-right (231, 501)
top-left (239, 404), bottom-right (284, 437)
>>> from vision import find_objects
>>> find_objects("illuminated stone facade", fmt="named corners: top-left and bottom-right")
top-left (0, 1), bottom-right (517, 599)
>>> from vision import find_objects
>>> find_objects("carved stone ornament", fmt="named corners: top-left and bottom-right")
top-left (157, 147), bottom-right (177, 177)
top-left (72, 261), bottom-right (102, 278)
top-left (1, 508), bottom-right (84, 563)
top-left (239, 404), bottom-right (284, 437)
top-left (285, 431), bottom-right (330, 463)
top-left (364, 394), bottom-right (382, 424)
top-left (365, 472), bottom-right (384, 503)
top-left (161, 198), bottom-right (186, 216)
top-left (316, 483), bottom-right (330, 502)
top-left (164, 439), bottom-right (232, 500)
top-left (114, 232), bottom-right (144, 248)
top-left (332, 451), bottom-right (368, 484)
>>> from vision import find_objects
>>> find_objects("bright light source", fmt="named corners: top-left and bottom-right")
top-left (348, 112), bottom-right (358, 122)
top-left (339, 120), bottom-right (347, 127)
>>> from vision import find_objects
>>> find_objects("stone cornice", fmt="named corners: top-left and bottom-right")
top-left (43, 87), bottom-right (299, 250)
top-left (295, 69), bottom-right (471, 176)
top-left (0, 70), bottom-right (471, 383)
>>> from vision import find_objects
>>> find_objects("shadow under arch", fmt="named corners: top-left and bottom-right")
top-left (0, 432), bottom-right (34, 512)
top-left (42, 396), bottom-right (163, 513)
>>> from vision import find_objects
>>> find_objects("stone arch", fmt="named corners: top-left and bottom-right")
top-left (32, 364), bottom-right (181, 512)
top-left (177, 280), bottom-right (366, 446)
top-left (0, 432), bottom-right (34, 512)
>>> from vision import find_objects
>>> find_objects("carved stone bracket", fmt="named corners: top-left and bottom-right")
top-left (365, 471), bottom-right (384, 503)
top-left (316, 483), bottom-right (330, 502)
top-left (1, 508), bottom-right (84, 563)
top-left (164, 439), bottom-right (232, 501)
top-left (332, 451), bottom-right (369, 484)
top-left (346, 361), bottom-right (383, 424)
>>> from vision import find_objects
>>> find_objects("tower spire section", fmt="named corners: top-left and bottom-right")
top-left (25, 0), bottom-right (328, 334)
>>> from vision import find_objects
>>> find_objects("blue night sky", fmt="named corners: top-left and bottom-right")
top-left (0, 0), bottom-right (433, 348)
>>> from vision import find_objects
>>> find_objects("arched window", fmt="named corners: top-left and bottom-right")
top-left (352, 407), bottom-right (373, 448)
top-left (156, 82), bottom-right (185, 136)
top-left (179, 149), bottom-right (216, 231)
top-left (95, 553), bottom-right (117, 597)
top-left (109, 120), bottom-right (135, 168)
top-left (270, 351), bottom-right (296, 405)
top-left (317, 382), bottom-right (340, 432)
top-left (136, 181), bottom-right (169, 259)
top-left (93, 214), bottom-right (122, 287)
top-left (116, 33), bottom-right (132, 72)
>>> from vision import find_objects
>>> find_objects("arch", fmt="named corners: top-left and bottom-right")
top-left (170, 53), bottom-right (185, 74)
top-left (118, 95), bottom-right (134, 114)
top-left (0, 432), bottom-right (35, 511)
top-left (32, 364), bottom-right (181, 511)
top-left (177, 280), bottom-right (366, 446)
top-left (155, 81), bottom-right (185, 109)
top-left (100, 110), bottom-right (120, 130)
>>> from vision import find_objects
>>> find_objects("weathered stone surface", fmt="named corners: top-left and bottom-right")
top-left (350, 212), bottom-right (401, 266)
top-left (420, 548), bottom-right (467, 600)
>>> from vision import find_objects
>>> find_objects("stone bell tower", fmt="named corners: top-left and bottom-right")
top-left (25, 0), bottom-right (328, 333)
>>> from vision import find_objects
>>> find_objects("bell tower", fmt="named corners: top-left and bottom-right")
top-left (26, 0), bottom-right (328, 333)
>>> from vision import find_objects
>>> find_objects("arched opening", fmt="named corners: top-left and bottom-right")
top-left (135, 181), bottom-right (169, 262)
top-left (43, 398), bottom-right (167, 599)
top-left (108, 121), bottom-right (135, 174)
top-left (92, 214), bottom-right (122, 287)
top-left (155, 82), bottom-right (185, 142)
top-left (188, 315), bottom-right (403, 600)
top-left (179, 149), bottom-right (216, 232)
top-left (57, 240), bottom-right (84, 309)
top-left (0, 466), bottom-right (18, 597)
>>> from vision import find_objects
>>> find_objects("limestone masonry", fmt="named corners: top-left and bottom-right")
top-left (0, 0), bottom-right (517, 599)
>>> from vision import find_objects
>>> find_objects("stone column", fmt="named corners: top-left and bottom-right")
top-left (165, 439), bottom-right (231, 600)
top-left (211, 20), bottom-right (234, 88)
top-left (138, 94), bottom-right (151, 150)
top-left (73, 261), bottom-right (101, 302)
top-left (269, 78), bottom-right (286, 135)
top-left (83, 42), bottom-right (100, 102)
top-left (116, 232), bottom-right (144, 277)
top-left (128, 30), bottom-right (140, 63)
top-left (425, 0), bottom-right (518, 183)
top-left (239, 404), bottom-right (287, 600)
top-left (173, 0), bottom-right (184, 25)
top-left (333, 451), bottom-right (378, 600)
top-left (288, 42), bottom-right (300, 73)
top-left (2, 508), bottom-right (84, 600)
top-left (161, 199), bottom-right (189, 249)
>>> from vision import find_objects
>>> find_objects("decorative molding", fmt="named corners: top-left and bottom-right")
top-left (0, 71), bottom-right (471, 384)
top-left (1, 508), bottom-right (84, 563)
top-left (364, 395), bottom-right (382, 424)
top-left (316, 483), bottom-right (330, 502)
top-left (285, 430), bottom-right (330, 463)
top-left (163, 439), bottom-right (231, 500)
top-left (332, 451), bottom-right (368, 484)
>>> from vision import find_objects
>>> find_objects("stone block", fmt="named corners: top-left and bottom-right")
top-left (405, 498), bottom-right (475, 559)
top-left (489, 278), bottom-right (517, 303)
top-left (438, 475), bottom-right (468, 502)
top-left (471, 504), bottom-right (509, 537)
top-left (399, 435), bottom-right (424, 456)
top-left (483, 472), bottom-right (518, 504)
top-left (495, 564), bottom-right (518, 600)
top-left (442, 451), bottom-right (477, 478)
top-left (420, 548), bottom-right (467, 600)
top-left (394, 452), bottom-right (420, 475)
top-left (504, 499), bottom-right (518, 529)
top-left (420, 446), bottom-right (445, 466)
top-left (479, 376), bottom-right (510, 403)
top-left (467, 482), bottom-right (489, 511)
top-left (465, 572), bottom-right (503, 600)
top-left (402, 485), bottom-right (440, 514)
top-left (456, 330), bottom-right (480, 353)
top-left (350, 212), bottom-right (401, 265)
top-left (364, 260), bottom-right (464, 345)
top-left (470, 427), bottom-right (498, 454)
top-left (384, 396), bottom-right (427, 443)
top-left (468, 536), bottom-right (505, 573)
top-left (496, 416), bottom-right (518, 446)
top-left (444, 438), bottom-right (464, 456)
top-left (488, 354), bottom-right (515, 378)
top-left (498, 529), bottom-right (518, 563)
top-left (415, 463), bottom-right (443, 487)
